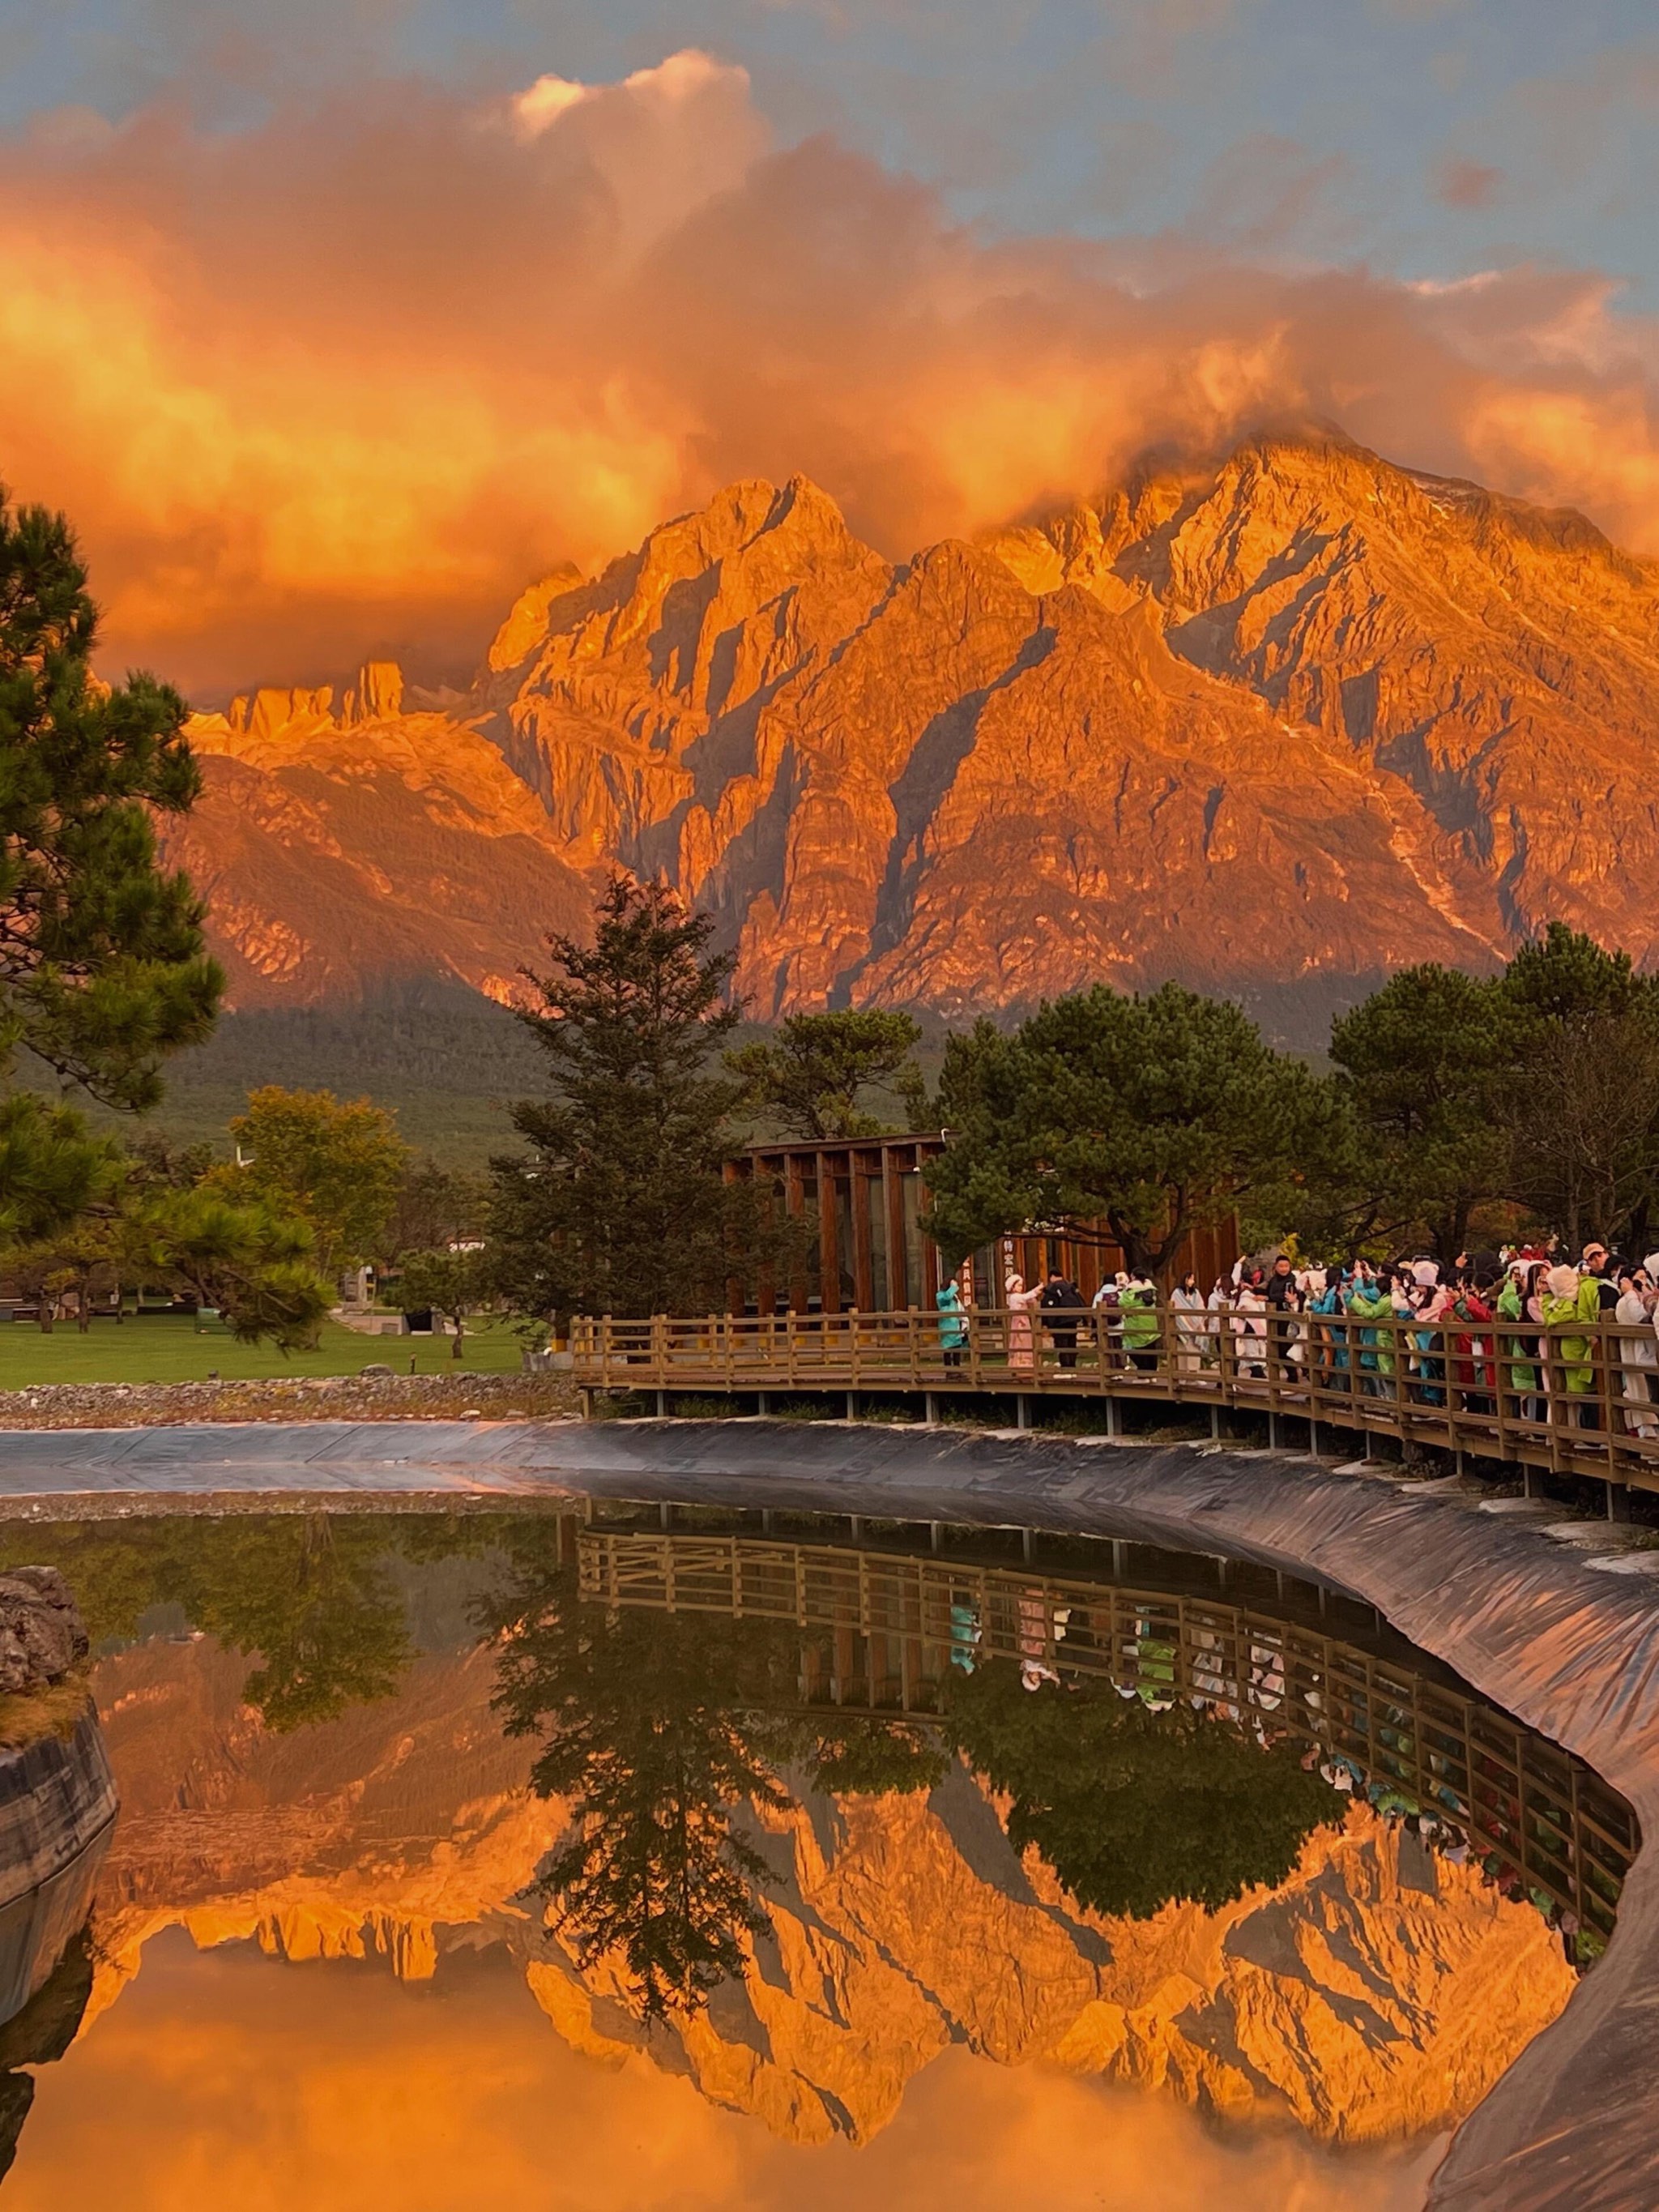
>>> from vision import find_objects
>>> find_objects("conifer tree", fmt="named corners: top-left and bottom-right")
top-left (0, 492), bottom-right (221, 1249)
top-left (488, 875), bottom-right (771, 1322)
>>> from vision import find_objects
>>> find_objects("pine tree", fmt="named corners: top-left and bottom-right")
top-left (488, 875), bottom-right (771, 1322)
top-left (0, 492), bottom-right (222, 1252)
top-left (0, 494), bottom-right (220, 1108)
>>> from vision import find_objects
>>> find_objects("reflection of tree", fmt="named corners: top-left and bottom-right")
top-left (948, 1660), bottom-right (1345, 1919)
top-left (483, 1548), bottom-right (805, 2020)
top-left (787, 1714), bottom-right (949, 1799)
top-left (178, 1518), bottom-right (413, 1731)
top-left (0, 1514), bottom-right (436, 1732)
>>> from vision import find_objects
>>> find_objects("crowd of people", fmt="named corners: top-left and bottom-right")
top-left (936, 1243), bottom-right (1659, 1437)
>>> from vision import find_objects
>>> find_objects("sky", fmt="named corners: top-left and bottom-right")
top-left (1, 0), bottom-right (1657, 695)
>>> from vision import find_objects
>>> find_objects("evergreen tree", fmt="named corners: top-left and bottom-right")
top-left (0, 494), bottom-right (220, 1109)
top-left (1498, 924), bottom-right (1659, 1253)
top-left (1325, 964), bottom-right (1516, 1261)
top-left (727, 1009), bottom-right (925, 1139)
top-left (488, 875), bottom-right (772, 1323)
top-left (0, 493), bottom-right (220, 1248)
top-left (925, 985), bottom-right (1336, 1276)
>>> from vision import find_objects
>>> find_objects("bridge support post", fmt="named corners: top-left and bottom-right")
top-left (931, 1522), bottom-right (944, 1552)
top-left (1522, 1462), bottom-right (1542, 1498)
top-left (1016, 1395), bottom-right (1032, 1431)
top-left (1267, 1411), bottom-right (1282, 1451)
top-left (756, 1391), bottom-right (770, 1417)
top-left (925, 1391), bottom-right (940, 1424)
top-left (1209, 1404), bottom-right (1222, 1441)
top-left (659, 1501), bottom-right (673, 1530)
top-left (761, 1509), bottom-right (774, 1535)
top-left (1022, 1527), bottom-right (1035, 1563)
top-left (845, 1391), bottom-right (858, 1422)
top-left (1608, 1482), bottom-right (1632, 1523)
top-left (1105, 1396), bottom-right (1120, 1438)
top-left (655, 1390), bottom-right (669, 1419)
top-left (1308, 1416), bottom-right (1320, 1458)
top-left (578, 1388), bottom-right (595, 1421)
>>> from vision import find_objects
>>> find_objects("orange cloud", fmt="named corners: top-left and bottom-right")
top-left (1, 53), bottom-right (1657, 700)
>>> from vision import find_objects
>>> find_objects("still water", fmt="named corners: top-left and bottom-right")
top-left (0, 1503), bottom-right (1636, 2210)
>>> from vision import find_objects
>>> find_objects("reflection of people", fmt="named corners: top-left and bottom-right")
top-left (1005, 1273), bottom-right (1040, 1373)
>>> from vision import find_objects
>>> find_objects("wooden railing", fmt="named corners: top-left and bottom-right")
top-left (578, 1525), bottom-right (1636, 1945)
top-left (569, 1304), bottom-right (1659, 1493)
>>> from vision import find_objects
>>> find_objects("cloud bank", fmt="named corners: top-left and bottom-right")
top-left (4, 49), bottom-right (1659, 697)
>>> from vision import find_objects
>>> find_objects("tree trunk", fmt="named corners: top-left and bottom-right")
top-left (451, 1315), bottom-right (465, 1359)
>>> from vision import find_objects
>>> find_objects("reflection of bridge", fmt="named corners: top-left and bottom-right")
top-left (571, 1308), bottom-right (1659, 1505)
top-left (576, 1522), bottom-right (1636, 1949)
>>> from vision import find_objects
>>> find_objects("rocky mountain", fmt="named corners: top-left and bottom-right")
top-left (83, 1632), bottom-right (1573, 2149)
top-left (172, 428), bottom-right (1659, 1014)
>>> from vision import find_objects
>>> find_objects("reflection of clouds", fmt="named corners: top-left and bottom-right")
top-left (10, 1934), bottom-right (1443, 2212)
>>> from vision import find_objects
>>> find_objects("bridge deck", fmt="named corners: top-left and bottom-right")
top-left (571, 1307), bottom-right (1659, 1497)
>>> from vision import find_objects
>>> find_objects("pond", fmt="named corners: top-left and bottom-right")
top-left (0, 1502), bottom-right (1636, 2210)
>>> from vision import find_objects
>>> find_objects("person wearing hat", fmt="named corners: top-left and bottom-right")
top-left (1581, 1242), bottom-right (1623, 1313)
top-left (1004, 1272), bottom-right (1040, 1375)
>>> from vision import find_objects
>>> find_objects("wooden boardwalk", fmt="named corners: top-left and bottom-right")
top-left (571, 1305), bottom-right (1659, 1501)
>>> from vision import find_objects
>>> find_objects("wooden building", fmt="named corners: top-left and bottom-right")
top-left (724, 1134), bottom-right (1239, 1315)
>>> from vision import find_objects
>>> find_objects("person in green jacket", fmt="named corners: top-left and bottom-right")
top-left (1496, 1262), bottom-right (1542, 1420)
top-left (1120, 1277), bottom-right (1160, 1372)
top-left (1542, 1262), bottom-right (1603, 1409)
top-left (1345, 1268), bottom-right (1403, 1397)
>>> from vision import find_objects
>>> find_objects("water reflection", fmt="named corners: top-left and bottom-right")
top-left (0, 1503), bottom-right (1636, 2202)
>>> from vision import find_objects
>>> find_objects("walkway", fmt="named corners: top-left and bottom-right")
top-left (572, 1307), bottom-right (1659, 1502)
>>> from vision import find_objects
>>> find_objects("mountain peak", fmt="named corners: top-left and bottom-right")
top-left (168, 429), bottom-right (1659, 1014)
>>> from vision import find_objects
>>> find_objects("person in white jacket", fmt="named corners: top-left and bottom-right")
top-left (1615, 1261), bottom-right (1659, 1442)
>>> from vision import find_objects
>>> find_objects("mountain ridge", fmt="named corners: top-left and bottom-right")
top-left (169, 427), bottom-right (1659, 1013)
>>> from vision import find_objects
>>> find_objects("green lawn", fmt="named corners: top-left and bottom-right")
top-left (0, 1312), bottom-right (527, 1387)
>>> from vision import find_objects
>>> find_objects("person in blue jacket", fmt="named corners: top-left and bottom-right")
top-left (936, 1277), bottom-right (968, 1369)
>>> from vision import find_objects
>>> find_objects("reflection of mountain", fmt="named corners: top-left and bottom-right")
top-left (87, 1615), bottom-right (1576, 2148)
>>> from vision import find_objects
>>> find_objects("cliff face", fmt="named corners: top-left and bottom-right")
top-left (85, 1637), bottom-right (1575, 2149)
top-left (172, 428), bottom-right (1659, 1014)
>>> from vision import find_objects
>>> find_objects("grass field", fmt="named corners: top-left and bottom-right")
top-left (0, 1313), bottom-right (527, 1387)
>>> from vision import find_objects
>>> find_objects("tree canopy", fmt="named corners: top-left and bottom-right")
top-left (211, 1086), bottom-right (409, 1281)
top-left (1324, 926), bottom-right (1659, 1259)
top-left (0, 493), bottom-right (223, 1258)
top-left (487, 874), bottom-right (775, 1323)
top-left (924, 984), bottom-right (1337, 1275)
top-left (727, 1009), bottom-right (926, 1139)
top-left (0, 493), bottom-right (221, 1113)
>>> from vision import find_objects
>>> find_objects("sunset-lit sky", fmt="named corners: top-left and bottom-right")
top-left (1, 0), bottom-right (1657, 694)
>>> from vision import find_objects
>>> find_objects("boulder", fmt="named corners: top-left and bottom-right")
top-left (0, 1570), bottom-right (88, 1696)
